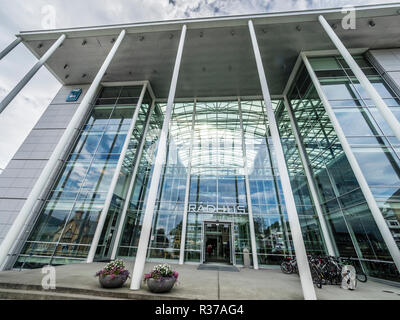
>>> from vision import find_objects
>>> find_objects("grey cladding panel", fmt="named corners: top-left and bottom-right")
top-left (369, 49), bottom-right (400, 96)
top-left (0, 84), bottom-right (88, 247)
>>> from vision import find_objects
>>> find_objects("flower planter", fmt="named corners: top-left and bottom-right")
top-left (98, 274), bottom-right (127, 288)
top-left (144, 264), bottom-right (178, 293)
top-left (95, 260), bottom-right (130, 289)
top-left (147, 277), bottom-right (176, 293)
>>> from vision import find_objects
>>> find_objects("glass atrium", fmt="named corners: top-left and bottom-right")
top-left (13, 55), bottom-right (400, 282)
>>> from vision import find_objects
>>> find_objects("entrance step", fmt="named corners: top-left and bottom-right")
top-left (0, 287), bottom-right (123, 300)
top-left (0, 282), bottom-right (191, 300)
top-left (197, 264), bottom-right (240, 272)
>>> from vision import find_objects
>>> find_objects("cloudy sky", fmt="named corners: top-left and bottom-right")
top-left (0, 0), bottom-right (397, 171)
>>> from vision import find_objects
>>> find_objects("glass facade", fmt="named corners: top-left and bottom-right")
top-left (275, 101), bottom-right (327, 257)
top-left (242, 100), bottom-right (293, 265)
top-left (186, 100), bottom-right (252, 265)
top-left (94, 88), bottom-right (153, 260)
top-left (117, 99), bottom-right (295, 266)
top-left (285, 56), bottom-right (400, 280)
top-left (14, 85), bottom-right (152, 268)
top-left (147, 102), bottom-right (191, 261)
top-left (116, 99), bottom-right (163, 258)
top-left (11, 53), bottom-right (400, 283)
top-left (310, 56), bottom-right (400, 280)
top-left (145, 99), bottom-right (300, 266)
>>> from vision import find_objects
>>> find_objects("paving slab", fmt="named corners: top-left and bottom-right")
top-left (0, 261), bottom-right (399, 300)
top-left (219, 268), bottom-right (303, 300)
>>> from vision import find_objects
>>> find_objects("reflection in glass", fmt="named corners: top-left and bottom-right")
top-left (305, 55), bottom-right (400, 281)
top-left (16, 85), bottom-right (148, 268)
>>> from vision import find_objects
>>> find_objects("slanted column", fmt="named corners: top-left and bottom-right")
top-left (319, 15), bottom-right (400, 142)
top-left (238, 99), bottom-right (259, 269)
top-left (110, 99), bottom-right (156, 260)
top-left (0, 34), bottom-right (66, 114)
top-left (0, 29), bottom-right (126, 270)
top-left (86, 83), bottom-right (148, 263)
top-left (130, 25), bottom-right (187, 290)
top-left (302, 52), bottom-right (400, 274)
top-left (283, 96), bottom-right (336, 256)
top-left (179, 100), bottom-right (196, 265)
top-left (248, 20), bottom-right (316, 300)
top-left (0, 37), bottom-right (22, 60)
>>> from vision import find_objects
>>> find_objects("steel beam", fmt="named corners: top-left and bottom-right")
top-left (249, 20), bottom-right (317, 300)
top-left (238, 99), bottom-right (259, 269)
top-left (130, 25), bottom-right (187, 290)
top-left (0, 38), bottom-right (22, 61)
top-left (0, 34), bottom-right (65, 114)
top-left (179, 100), bottom-right (196, 264)
top-left (319, 15), bottom-right (400, 142)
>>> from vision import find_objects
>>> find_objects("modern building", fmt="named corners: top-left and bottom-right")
top-left (0, 3), bottom-right (400, 298)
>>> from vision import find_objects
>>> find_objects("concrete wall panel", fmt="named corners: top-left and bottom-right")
top-left (368, 49), bottom-right (400, 96)
top-left (0, 84), bottom-right (90, 253)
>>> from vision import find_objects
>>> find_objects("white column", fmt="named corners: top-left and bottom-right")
top-left (179, 100), bottom-right (196, 265)
top-left (130, 25), bottom-right (187, 290)
top-left (302, 52), bottom-right (400, 273)
top-left (248, 20), bottom-right (316, 300)
top-left (238, 99), bottom-right (259, 269)
top-left (319, 15), bottom-right (400, 142)
top-left (87, 83), bottom-right (148, 263)
top-left (0, 29), bottom-right (126, 270)
top-left (0, 38), bottom-right (22, 61)
top-left (110, 100), bottom-right (155, 260)
top-left (0, 34), bottom-right (65, 114)
top-left (283, 96), bottom-right (336, 256)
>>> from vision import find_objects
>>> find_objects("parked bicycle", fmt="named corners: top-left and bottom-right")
top-left (280, 256), bottom-right (297, 274)
top-left (280, 255), bottom-right (367, 288)
top-left (307, 255), bottom-right (324, 288)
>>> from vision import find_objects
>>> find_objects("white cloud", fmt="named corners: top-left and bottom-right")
top-left (0, 0), bottom-right (398, 170)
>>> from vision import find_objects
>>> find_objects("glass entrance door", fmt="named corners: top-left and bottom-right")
top-left (97, 198), bottom-right (122, 260)
top-left (204, 222), bottom-right (231, 264)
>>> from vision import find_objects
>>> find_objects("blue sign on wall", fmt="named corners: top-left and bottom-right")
top-left (66, 88), bottom-right (82, 102)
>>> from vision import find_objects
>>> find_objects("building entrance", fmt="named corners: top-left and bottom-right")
top-left (203, 222), bottom-right (232, 264)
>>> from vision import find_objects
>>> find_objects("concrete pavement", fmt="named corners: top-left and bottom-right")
top-left (0, 261), bottom-right (399, 300)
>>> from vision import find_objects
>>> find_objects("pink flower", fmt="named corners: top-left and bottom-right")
top-left (144, 273), bottom-right (151, 280)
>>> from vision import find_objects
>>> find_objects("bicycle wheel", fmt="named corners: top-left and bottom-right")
top-left (280, 263), bottom-right (293, 274)
top-left (356, 273), bottom-right (367, 283)
top-left (311, 267), bottom-right (322, 289)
